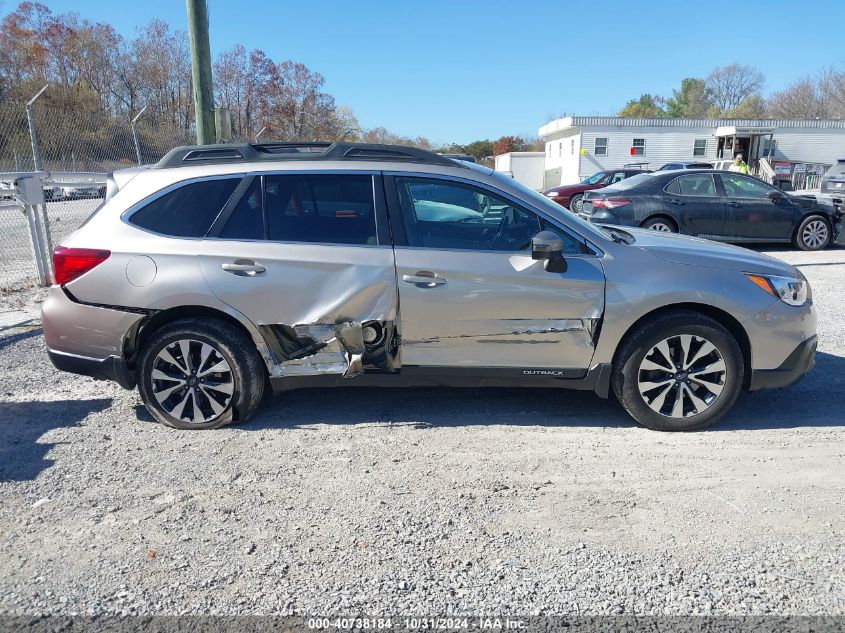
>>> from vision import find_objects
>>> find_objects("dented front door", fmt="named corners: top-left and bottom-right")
top-left (395, 249), bottom-right (605, 370)
top-left (390, 175), bottom-right (605, 371)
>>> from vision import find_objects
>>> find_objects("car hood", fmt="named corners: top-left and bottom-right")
top-left (618, 227), bottom-right (798, 276)
top-left (547, 184), bottom-right (590, 195)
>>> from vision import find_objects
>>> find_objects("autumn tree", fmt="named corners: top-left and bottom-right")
top-left (618, 94), bottom-right (666, 118)
top-left (492, 135), bottom-right (530, 155)
top-left (666, 78), bottom-right (713, 118)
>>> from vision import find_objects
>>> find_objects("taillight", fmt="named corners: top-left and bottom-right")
top-left (590, 198), bottom-right (631, 210)
top-left (53, 246), bottom-right (111, 285)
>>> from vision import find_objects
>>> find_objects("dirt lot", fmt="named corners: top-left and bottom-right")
top-left (0, 246), bottom-right (843, 617)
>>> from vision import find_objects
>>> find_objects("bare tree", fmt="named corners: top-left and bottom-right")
top-left (706, 64), bottom-right (765, 112)
top-left (819, 68), bottom-right (845, 119)
top-left (768, 78), bottom-right (826, 119)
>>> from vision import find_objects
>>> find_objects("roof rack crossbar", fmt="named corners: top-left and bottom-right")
top-left (155, 142), bottom-right (460, 169)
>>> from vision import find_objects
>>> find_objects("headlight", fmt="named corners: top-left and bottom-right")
top-left (545, 191), bottom-right (560, 197)
top-left (746, 273), bottom-right (810, 306)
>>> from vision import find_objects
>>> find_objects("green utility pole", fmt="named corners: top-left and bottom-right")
top-left (186, 0), bottom-right (215, 145)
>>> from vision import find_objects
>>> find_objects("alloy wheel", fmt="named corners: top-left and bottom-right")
top-left (151, 339), bottom-right (234, 424)
top-left (648, 222), bottom-right (673, 232)
top-left (801, 220), bottom-right (829, 249)
top-left (637, 334), bottom-right (727, 418)
top-left (571, 196), bottom-right (584, 213)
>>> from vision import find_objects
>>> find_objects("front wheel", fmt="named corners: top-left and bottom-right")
top-left (612, 311), bottom-right (744, 431)
top-left (569, 194), bottom-right (584, 213)
top-left (794, 215), bottom-right (831, 251)
top-left (138, 318), bottom-right (265, 430)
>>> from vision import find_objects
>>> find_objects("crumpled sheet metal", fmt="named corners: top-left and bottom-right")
top-left (272, 322), bottom-right (366, 378)
top-left (404, 318), bottom-right (596, 348)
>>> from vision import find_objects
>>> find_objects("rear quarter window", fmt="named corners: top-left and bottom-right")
top-left (129, 177), bottom-right (241, 237)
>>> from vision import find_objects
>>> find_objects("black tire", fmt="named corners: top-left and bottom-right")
top-left (568, 194), bottom-right (584, 213)
top-left (793, 214), bottom-right (831, 251)
top-left (641, 216), bottom-right (678, 233)
top-left (138, 318), bottom-right (265, 430)
top-left (611, 311), bottom-right (744, 431)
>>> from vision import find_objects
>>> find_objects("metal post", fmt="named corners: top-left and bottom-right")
top-left (255, 126), bottom-right (267, 143)
top-left (186, 0), bottom-right (216, 145)
top-left (26, 84), bottom-right (48, 171)
top-left (131, 105), bottom-right (148, 166)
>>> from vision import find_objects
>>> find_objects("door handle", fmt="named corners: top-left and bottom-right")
top-left (222, 261), bottom-right (266, 276)
top-left (668, 198), bottom-right (685, 206)
top-left (403, 271), bottom-right (447, 287)
top-left (726, 202), bottom-right (742, 208)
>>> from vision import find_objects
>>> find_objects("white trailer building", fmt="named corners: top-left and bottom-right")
top-left (493, 151), bottom-right (545, 190)
top-left (538, 116), bottom-right (845, 189)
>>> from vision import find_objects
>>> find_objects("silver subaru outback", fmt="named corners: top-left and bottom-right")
top-left (42, 143), bottom-right (817, 431)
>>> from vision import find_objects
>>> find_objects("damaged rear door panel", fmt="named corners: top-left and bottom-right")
top-left (388, 174), bottom-right (606, 373)
top-left (199, 172), bottom-right (399, 378)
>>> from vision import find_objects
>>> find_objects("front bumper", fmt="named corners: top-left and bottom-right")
top-left (748, 335), bottom-right (816, 391)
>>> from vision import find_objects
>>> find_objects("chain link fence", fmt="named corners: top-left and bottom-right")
top-left (0, 94), bottom-right (194, 295)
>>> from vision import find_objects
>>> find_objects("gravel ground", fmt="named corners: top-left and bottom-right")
top-left (0, 246), bottom-right (843, 618)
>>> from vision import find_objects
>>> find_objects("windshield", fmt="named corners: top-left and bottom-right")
top-left (601, 172), bottom-right (655, 192)
top-left (488, 171), bottom-right (611, 243)
top-left (581, 171), bottom-right (608, 185)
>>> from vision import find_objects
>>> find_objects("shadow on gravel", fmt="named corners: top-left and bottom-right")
top-left (0, 398), bottom-right (112, 481)
top-left (243, 352), bottom-right (845, 432)
top-left (0, 328), bottom-right (41, 352)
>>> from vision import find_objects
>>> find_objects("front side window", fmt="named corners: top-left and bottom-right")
top-left (720, 173), bottom-right (773, 199)
top-left (395, 177), bottom-right (582, 254)
top-left (666, 174), bottom-right (717, 197)
top-left (594, 137), bottom-right (608, 156)
top-left (264, 174), bottom-right (376, 245)
top-left (130, 178), bottom-right (240, 237)
top-left (693, 139), bottom-right (707, 157)
top-left (610, 171), bottom-right (627, 184)
top-left (632, 138), bottom-right (645, 156)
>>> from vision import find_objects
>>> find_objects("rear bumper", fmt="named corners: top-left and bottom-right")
top-left (748, 335), bottom-right (816, 391)
top-left (42, 286), bottom-right (144, 389)
top-left (47, 348), bottom-right (136, 389)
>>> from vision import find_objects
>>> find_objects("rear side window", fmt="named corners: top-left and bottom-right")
top-left (666, 174), bottom-right (716, 197)
top-left (265, 174), bottom-right (376, 245)
top-left (130, 178), bottom-right (240, 237)
top-left (220, 179), bottom-right (264, 240)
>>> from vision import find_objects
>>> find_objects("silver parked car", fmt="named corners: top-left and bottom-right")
top-left (42, 143), bottom-right (817, 431)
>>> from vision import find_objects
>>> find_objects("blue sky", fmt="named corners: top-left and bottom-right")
top-left (3, 0), bottom-right (845, 144)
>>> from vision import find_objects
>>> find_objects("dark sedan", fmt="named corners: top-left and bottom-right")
top-left (543, 168), bottom-right (648, 213)
top-left (582, 170), bottom-right (843, 250)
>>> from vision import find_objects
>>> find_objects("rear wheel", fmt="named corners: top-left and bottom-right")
top-left (642, 216), bottom-right (677, 233)
top-left (794, 215), bottom-right (831, 251)
top-left (612, 311), bottom-right (743, 431)
top-left (138, 318), bottom-right (265, 430)
top-left (569, 194), bottom-right (584, 213)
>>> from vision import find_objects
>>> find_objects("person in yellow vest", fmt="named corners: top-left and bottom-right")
top-left (729, 153), bottom-right (749, 174)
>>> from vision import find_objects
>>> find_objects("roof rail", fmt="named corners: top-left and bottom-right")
top-left (155, 142), bottom-right (462, 169)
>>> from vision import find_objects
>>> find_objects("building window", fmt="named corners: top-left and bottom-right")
top-left (693, 139), bottom-right (707, 156)
top-left (632, 138), bottom-right (645, 156)
top-left (547, 143), bottom-right (551, 157)
top-left (558, 142), bottom-right (562, 157)
top-left (570, 139), bottom-right (575, 155)
top-left (594, 137), bottom-right (608, 156)
top-left (763, 138), bottom-right (777, 156)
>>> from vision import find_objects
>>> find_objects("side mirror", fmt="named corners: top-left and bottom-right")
top-left (531, 230), bottom-right (567, 273)
top-left (767, 189), bottom-right (783, 202)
